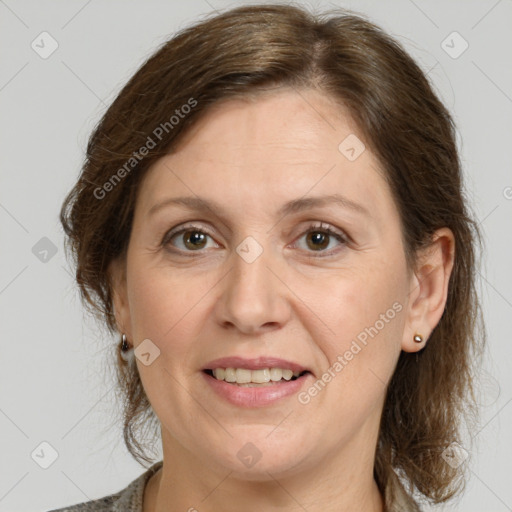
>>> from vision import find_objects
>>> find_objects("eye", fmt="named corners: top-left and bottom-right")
top-left (293, 222), bottom-right (348, 256)
top-left (162, 221), bottom-right (348, 256)
top-left (163, 224), bottom-right (219, 252)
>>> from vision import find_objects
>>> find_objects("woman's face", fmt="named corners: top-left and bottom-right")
top-left (112, 88), bottom-right (419, 479)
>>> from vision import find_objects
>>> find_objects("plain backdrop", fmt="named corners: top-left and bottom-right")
top-left (1, 0), bottom-right (511, 510)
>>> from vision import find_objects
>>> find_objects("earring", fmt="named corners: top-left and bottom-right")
top-left (413, 334), bottom-right (423, 343)
top-left (120, 333), bottom-right (135, 364)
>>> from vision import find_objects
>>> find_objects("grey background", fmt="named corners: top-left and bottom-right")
top-left (1, 0), bottom-right (511, 510)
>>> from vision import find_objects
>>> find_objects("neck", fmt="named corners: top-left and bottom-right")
top-left (144, 428), bottom-right (384, 512)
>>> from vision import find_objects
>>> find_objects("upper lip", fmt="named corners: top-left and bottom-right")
top-left (203, 356), bottom-right (311, 375)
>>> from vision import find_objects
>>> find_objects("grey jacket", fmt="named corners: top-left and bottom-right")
top-left (47, 460), bottom-right (421, 511)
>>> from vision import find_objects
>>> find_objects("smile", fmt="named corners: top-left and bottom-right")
top-left (202, 368), bottom-right (312, 407)
top-left (206, 367), bottom-right (308, 385)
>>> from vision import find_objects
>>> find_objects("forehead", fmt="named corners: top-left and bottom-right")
top-left (137, 88), bottom-right (395, 223)
top-left (173, 87), bottom-right (361, 158)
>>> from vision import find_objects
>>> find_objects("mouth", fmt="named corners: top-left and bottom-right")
top-left (202, 368), bottom-right (311, 387)
top-left (200, 357), bottom-right (314, 407)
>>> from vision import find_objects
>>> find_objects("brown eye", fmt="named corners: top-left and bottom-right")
top-left (294, 223), bottom-right (347, 256)
top-left (305, 231), bottom-right (330, 251)
top-left (181, 230), bottom-right (208, 250)
top-left (164, 225), bottom-right (218, 252)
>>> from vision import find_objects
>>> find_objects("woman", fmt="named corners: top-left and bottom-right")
top-left (52, 3), bottom-right (485, 511)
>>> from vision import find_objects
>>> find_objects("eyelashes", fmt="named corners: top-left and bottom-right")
top-left (292, 223), bottom-right (348, 255)
top-left (161, 221), bottom-right (349, 258)
top-left (162, 224), bottom-right (219, 252)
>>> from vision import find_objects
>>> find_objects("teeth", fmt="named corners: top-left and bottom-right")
top-left (224, 368), bottom-right (236, 382)
top-left (235, 368), bottom-right (252, 383)
top-left (211, 367), bottom-right (302, 384)
top-left (249, 368), bottom-right (270, 383)
top-left (213, 368), bottom-right (226, 380)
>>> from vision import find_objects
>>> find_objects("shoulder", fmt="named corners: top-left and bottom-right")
top-left (46, 491), bottom-right (123, 512)
top-left (46, 461), bottom-right (163, 512)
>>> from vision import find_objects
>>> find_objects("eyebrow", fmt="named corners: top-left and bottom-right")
top-left (147, 193), bottom-right (371, 219)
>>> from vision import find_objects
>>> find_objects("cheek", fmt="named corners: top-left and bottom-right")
top-left (127, 271), bottom-right (176, 339)
top-left (312, 261), bottom-right (406, 414)
top-left (126, 259), bottom-right (218, 358)
top-left (308, 257), bottom-right (404, 343)
top-left (126, 263), bottom-right (211, 417)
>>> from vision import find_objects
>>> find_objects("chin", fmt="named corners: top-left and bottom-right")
top-left (208, 432), bottom-right (314, 481)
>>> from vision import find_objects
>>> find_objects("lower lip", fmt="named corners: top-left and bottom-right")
top-left (202, 371), bottom-right (312, 408)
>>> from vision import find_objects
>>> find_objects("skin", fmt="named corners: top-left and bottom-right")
top-left (109, 87), bottom-right (455, 512)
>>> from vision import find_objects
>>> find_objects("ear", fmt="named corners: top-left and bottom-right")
top-left (108, 256), bottom-right (132, 339)
top-left (402, 227), bottom-right (455, 353)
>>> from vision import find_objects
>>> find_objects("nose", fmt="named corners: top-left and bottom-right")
top-left (215, 241), bottom-right (292, 334)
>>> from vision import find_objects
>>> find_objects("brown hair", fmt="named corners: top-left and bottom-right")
top-left (60, 3), bottom-right (486, 506)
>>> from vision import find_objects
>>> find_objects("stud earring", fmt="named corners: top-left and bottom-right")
top-left (413, 334), bottom-right (423, 343)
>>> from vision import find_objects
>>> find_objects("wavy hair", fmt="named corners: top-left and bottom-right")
top-left (60, 3), bottom-right (486, 506)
